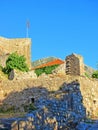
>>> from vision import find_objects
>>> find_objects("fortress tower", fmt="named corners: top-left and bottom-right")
top-left (65, 53), bottom-right (84, 76)
top-left (0, 37), bottom-right (31, 68)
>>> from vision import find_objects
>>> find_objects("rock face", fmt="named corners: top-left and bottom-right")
top-left (0, 37), bottom-right (31, 68)
top-left (0, 81), bottom-right (86, 130)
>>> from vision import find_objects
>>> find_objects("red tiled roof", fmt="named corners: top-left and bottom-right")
top-left (33, 59), bottom-right (64, 69)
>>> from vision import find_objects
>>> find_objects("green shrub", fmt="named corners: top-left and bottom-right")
top-left (0, 106), bottom-right (15, 113)
top-left (44, 65), bottom-right (58, 74)
top-left (0, 62), bottom-right (3, 71)
top-left (35, 64), bottom-right (59, 76)
top-left (84, 72), bottom-right (90, 78)
top-left (92, 71), bottom-right (98, 79)
top-left (3, 52), bottom-right (29, 74)
top-left (24, 103), bottom-right (36, 112)
top-left (34, 68), bottom-right (44, 76)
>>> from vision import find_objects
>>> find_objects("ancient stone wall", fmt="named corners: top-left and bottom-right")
top-left (66, 53), bottom-right (84, 76)
top-left (52, 63), bottom-right (66, 75)
top-left (0, 81), bottom-right (86, 130)
top-left (0, 37), bottom-right (31, 68)
top-left (0, 54), bottom-right (9, 67)
top-left (0, 48), bottom-right (98, 122)
top-left (0, 73), bottom-right (98, 118)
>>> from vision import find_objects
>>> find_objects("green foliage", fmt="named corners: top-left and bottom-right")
top-left (0, 64), bottom-right (3, 71)
top-left (44, 66), bottom-right (54, 74)
top-left (34, 68), bottom-right (44, 77)
top-left (0, 62), bottom-right (3, 71)
top-left (24, 103), bottom-right (36, 112)
top-left (35, 64), bottom-right (59, 76)
top-left (92, 71), bottom-right (98, 79)
top-left (3, 52), bottom-right (29, 74)
top-left (0, 106), bottom-right (15, 113)
top-left (84, 72), bottom-right (90, 78)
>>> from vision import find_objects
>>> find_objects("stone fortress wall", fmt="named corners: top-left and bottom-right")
top-left (0, 36), bottom-right (85, 76)
top-left (65, 53), bottom-right (84, 76)
top-left (0, 81), bottom-right (86, 130)
top-left (0, 37), bottom-right (31, 68)
top-left (0, 36), bottom-right (98, 121)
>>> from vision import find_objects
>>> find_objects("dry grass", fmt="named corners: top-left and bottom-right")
top-left (0, 112), bottom-right (26, 118)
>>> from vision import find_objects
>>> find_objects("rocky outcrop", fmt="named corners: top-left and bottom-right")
top-left (32, 57), bottom-right (57, 68)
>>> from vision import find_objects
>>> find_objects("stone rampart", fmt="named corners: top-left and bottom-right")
top-left (0, 37), bottom-right (31, 68)
top-left (0, 73), bottom-right (98, 118)
top-left (0, 81), bottom-right (86, 130)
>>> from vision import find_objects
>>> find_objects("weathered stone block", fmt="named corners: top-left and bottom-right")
top-left (8, 69), bottom-right (14, 80)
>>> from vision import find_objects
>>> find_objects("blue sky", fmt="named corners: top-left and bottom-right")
top-left (0, 0), bottom-right (98, 69)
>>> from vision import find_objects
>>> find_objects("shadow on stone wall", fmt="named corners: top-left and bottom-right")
top-left (0, 86), bottom-right (49, 113)
top-left (0, 81), bottom-right (90, 130)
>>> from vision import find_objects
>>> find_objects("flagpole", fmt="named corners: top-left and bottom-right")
top-left (26, 26), bottom-right (28, 38)
top-left (26, 20), bottom-right (30, 38)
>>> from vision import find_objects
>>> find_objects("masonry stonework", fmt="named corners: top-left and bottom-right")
top-left (0, 81), bottom-right (86, 130)
top-left (0, 37), bottom-right (31, 68)
top-left (66, 53), bottom-right (84, 76)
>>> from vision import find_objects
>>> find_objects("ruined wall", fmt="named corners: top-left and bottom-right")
top-left (66, 53), bottom-right (84, 76)
top-left (0, 73), bottom-right (98, 118)
top-left (0, 54), bottom-right (9, 67)
top-left (0, 81), bottom-right (86, 130)
top-left (77, 54), bottom-right (84, 75)
top-left (0, 37), bottom-right (31, 68)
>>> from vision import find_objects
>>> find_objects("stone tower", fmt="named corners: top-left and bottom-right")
top-left (0, 37), bottom-right (31, 68)
top-left (65, 53), bottom-right (84, 76)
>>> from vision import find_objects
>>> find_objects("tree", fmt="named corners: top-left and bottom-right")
top-left (3, 52), bottom-right (29, 74)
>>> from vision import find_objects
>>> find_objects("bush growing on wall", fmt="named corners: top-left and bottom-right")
top-left (35, 64), bottom-right (59, 76)
top-left (92, 71), bottom-right (98, 79)
top-left (3, 52), bottom-right (29, 74)
top-left (0, 64), bottom-right (3, 71)
top-left (84, 72), bottom-right (90, 78)
top-left (34, 68), bottom-right (44, 77)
